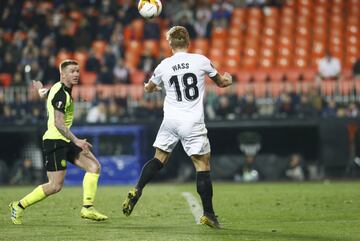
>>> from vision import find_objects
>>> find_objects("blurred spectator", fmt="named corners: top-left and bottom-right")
top-left (353, 58), bottom-right (360, 79)
top-left (9, 158), bottom-right (35, 185)
top-left (138, 47), bottom-right (157, 79)
top-left (42, 56), bottom-right (59, 85)
top-left (74, 19), bottom-right (92, 49)
top-left (282, 153), bottom-right (308, 181)
top-left (212, 0), bottom-right (234, 28)
top-left (113, 58), bottom-right (130, 84)
top-left (86, 101), bottom-right (107, 123)
top-left (107, 99), bottom-right (121, 123)
top-left (97, 64), bottom-right (114, 84)
top-left (104, 45), bottom-right (117, 70)
top-left (194, 1), bottom-right (212, 38)
top-left (85, 49), bottom-right (101, 72)
top-left (0, 52), bottom-right (16, 74)
top-left (10, 71), bottom-right (26, 87)
top-left (322, 99), bottom-right (338, 117)
top-left (240, 93), bottom-right (258, 118)
top-left (143, 18), bottom-right (161, 40)
top-left (245, 0), bottom-right (266, 7)
top-left (97, 15), bottom-right (115, 41)
top-left (234, 155), bottom-right (261, 182)
top-left (347, 102), bottom-right (359, 118)
top-left (318, 51), bottom-right (341, 80)
top-left (276, 92), bottom-right (295, 117)
top-left (215, 95), bottom-right (235, 120)
top-left (296, 95), bottom-right (317, 118)
top-left (336, 105), bottom-right (347, 118)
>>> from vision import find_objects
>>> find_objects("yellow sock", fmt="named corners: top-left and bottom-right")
top-left (83, 172), bottom-right (99, 206)
top-left (19, 185), bottom-right (47, 208)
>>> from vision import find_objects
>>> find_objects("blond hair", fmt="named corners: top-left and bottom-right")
top-left (166, 26), bottom-right (190, 50)
top-left (58, 59), bottom-right (78, 73)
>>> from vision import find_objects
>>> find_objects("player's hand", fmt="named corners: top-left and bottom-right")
top-left (144, 82), bottom-right (162, 92)
top-left (74, 138), bottom-right (93, 152)
top-left (223, 72), bottom-right (232, 86)
top-left (223, 72), bottom-right (233, 84)
top-left (32, 80), bottom-right (43, 90)
top-left (33, 80), bottom-right (49, 98)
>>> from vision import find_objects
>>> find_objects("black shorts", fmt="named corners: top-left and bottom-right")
top-left (43, 139), bottom-right (82, 172)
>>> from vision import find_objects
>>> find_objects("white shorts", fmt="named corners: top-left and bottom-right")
top-left (153, 119), bottom-right (211, 156)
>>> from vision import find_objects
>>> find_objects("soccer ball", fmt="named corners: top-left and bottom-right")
top-left (138, 0), bottom-right (162, 19)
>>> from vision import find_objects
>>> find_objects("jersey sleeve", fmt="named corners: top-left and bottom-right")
top-left (202, 56), bottom-right (218, 78)
top-left (51, 89), bottom-right (67, 113)
top-left (149, 64), bottom-right (163, 85)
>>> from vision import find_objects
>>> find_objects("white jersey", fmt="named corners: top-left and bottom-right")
top-left (149, 52), bottom-right (217, 123)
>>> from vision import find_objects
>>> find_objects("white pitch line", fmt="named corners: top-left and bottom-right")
top-left (182, 192), bottom-right (203, 224)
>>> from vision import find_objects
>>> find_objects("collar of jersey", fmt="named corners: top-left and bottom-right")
top-left (61, 83), bottom-right (72, 93)
top-left (173, 51), bottom-right (187, 55)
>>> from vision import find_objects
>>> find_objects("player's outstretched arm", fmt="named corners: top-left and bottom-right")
top-left (210, 72), bottom-right (233, 88)
top-left (54, 110), bottom-right (92, 151)
top-left (144, 81), bottom-right (162, 93)
top-left (32, 80), bottom-right (49, 99)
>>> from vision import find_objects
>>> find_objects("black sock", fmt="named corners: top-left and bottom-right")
top-left (83, 205), bottom-right (93, 209)
top-left (196, 171), bottom-right (214, 214)
top-left (136, 158), bottom-right (164, 191)
top-left (18, 202), bottom-right (25, 209)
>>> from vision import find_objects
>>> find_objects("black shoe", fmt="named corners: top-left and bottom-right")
top-left (122, 188), bottom-right (141, 216)
top-left (200, 212), bottom-right (221, 229)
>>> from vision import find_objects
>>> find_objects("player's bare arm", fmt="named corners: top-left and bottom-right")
top-left (210, 72), bottom-right (233, 88)
top-left (54, 110), bottom-right (92, 151)
top-left (144, 81), bottom-right (162, 93)
top-left (32, 80), bottom-right (49, 98)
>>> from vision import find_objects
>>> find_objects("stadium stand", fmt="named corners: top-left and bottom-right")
top-left (0, 0), bottom-right (359, 123)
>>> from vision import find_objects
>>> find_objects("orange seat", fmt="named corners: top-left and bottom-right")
top-left (130, 70), bottom-right (146, 85)
top-left (294, 57), bottom-right (308, 68)
top-left (131, 19), bottom-right (144, 40)
top-left (0, 73), bottom-right (12, 87)
top-left (211, 28), bottom-right (227, 41)
top-left (224, 58), bottom-right (240, 74)
top-left (253, 71), bottom-right (268, 82)
top-left (125, 52), bottom-right (141, 70)
top-left (236, 71), bottom-right (253, 83)
top-left (97, 84), bottom-right (115, 99)
top-left (301, 69), bottom-right (316, 82)
top-left (56, 50), bottom-right (73, 66)
top-left (73, 51), bottom-right (88, 71)
top-left (126, 40), bottom-right (142, 55)
top-left (277, 56), bottom-right (292, 68)
top-left (79, 85), bottom-right (96, 102)
top-left (269, 69), bottom-right (285, 82)
top-left (80, 71), bottom-right (97, 85)
top-left (253, 82), bottom-right (266, 97)
top-left (285, 69), bottom-right (301, 82)
top-left (321, 80), bottom-right (336, 96)
top-left (339, 80), bottom-right (353, 96)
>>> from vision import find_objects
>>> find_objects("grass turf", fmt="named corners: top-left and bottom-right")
top-left (0, 181), bottom-right (359, 241)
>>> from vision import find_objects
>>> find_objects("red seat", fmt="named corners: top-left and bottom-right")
top-left (130, 70), bottom-right (146, 85)
top-left (0, 73), bottom-right (12, 87)
top-left (81, 71), bottom-right (97, 85)
top-left (253, 71), bottom-right (268, 82)
top-left (269, 69), bottom-right (285, 82)
top-left (301, 69), bottom-right (316, 82)
top-left (236, 71), bottom-right (253, 83)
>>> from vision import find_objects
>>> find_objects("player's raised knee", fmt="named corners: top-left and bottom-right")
top-left (89, 161), bottom-right (101, 174)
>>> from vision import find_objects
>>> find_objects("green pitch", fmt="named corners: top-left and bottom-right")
top-left (1, 182), bottom-right (360, 241)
